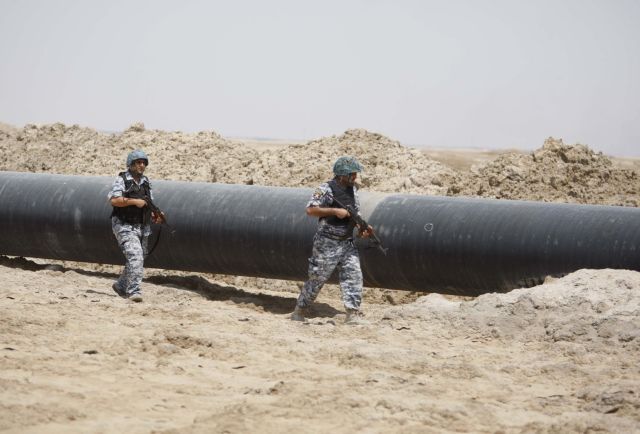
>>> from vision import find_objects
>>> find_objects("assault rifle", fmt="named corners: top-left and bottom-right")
top-left (144, 196), bottom-right (175, 234)
top-left (328, 195), bottom-right (388, 255)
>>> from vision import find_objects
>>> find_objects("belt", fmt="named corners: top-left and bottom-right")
top-left (319, 232), bottom-right (353, 241)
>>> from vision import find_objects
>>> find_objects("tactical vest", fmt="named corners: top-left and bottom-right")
top-left (322, 179), bottom-right (358, 231)
top-left (111, 172), bottom-right (152, 224)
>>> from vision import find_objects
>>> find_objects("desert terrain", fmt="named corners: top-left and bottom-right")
top-left (0, 122), bottom-right (639, 433)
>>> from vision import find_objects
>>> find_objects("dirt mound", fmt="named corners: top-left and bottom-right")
top-left (0, 121), bottom-right (18, 139)
top-left (383, 268), bottom-right (640, 345)
top-left (0, 122), bottom-right (258, 183)
top-left (0, 124), bottom-right (457, 194)
top-left (449, 137), bottom-right (640, 206)
top-left (1, 123), bottom-right (638, 207)
top-left (239, 128), bottom-right (459, 195)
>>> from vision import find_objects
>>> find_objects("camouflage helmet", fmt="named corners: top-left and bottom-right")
top-left (333, 156), bottom-right (363, 176)
top-left (126, 149), bottom-right (149, 167)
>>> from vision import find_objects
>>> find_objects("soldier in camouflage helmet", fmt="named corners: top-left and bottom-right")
top-left (107, 150), bottom-right (164, 302)
top-left (291, 156), bottom-right (373, 324)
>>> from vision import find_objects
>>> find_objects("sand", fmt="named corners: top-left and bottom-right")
top-left (1, 122), bottom-right (639, 433)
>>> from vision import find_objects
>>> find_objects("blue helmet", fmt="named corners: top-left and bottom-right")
top-left (126, 150), bottom-right (149, 167)
top-left (333, 156), bottom-right (363, 176)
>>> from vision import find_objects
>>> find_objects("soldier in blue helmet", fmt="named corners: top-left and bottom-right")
top-left (292, 156), bottom-right (373, 324)
top-left (107, 150), bottom-right (164, 302)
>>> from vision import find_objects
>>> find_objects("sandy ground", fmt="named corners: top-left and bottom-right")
top-left (1, 123), bottom-right (639, 433)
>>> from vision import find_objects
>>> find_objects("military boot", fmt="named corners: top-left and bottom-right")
top-left (290, 305), bottom-right (309, 322)
top-left (345, 308), bottom-right (369, 325)
top-left (112, 283), bottom-right (126, 298)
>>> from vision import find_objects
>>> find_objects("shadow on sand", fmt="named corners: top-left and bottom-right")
top-left (0, 255), bottom-right (341, 318)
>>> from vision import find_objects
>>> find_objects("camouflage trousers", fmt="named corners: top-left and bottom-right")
top-left (112, 218), bottom-right (149, 296)
top-left (297, 234), bottom-right (363, 310)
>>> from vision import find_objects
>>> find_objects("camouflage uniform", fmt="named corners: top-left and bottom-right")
top-left (296, 182), bottom-right (363, 311)
top-left (108, 172), bottom-right (153, 297)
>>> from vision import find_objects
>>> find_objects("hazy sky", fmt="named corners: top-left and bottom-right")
top-left (1, 0), bottom-right (639, 155)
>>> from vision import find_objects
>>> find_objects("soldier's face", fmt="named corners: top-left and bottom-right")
top-left (346, 172), bottom-right (357, 187)
top-left (129, 159), bottom-right (147, 177)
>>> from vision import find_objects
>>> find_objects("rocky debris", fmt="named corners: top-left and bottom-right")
top-left (238, 128), bottom-right (459, 194)
top-left (125, 122), bottom-right (146, 132)
top-left (0, 122), bottom-right (18, 140)
top-left (0, 122), bottom-right (257, 184)
top-left (448, 137), bottom-right (639, 206)
top-left (382, 268), bottom-right (640, 347)
top-left (0, 123), bottom-right (638, 206)
top-left (0, 124), bottom-right (460, 193)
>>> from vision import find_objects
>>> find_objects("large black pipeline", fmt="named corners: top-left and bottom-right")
top-left (0, 171), bottom-right (639, 296)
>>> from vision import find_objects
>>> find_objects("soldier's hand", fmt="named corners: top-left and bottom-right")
top-left (358, 225), bottom-right (374, 238)
top-left (152, 211), bottom-right (166, 224)
top-left (334, 208), bottom-right (350, 219)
